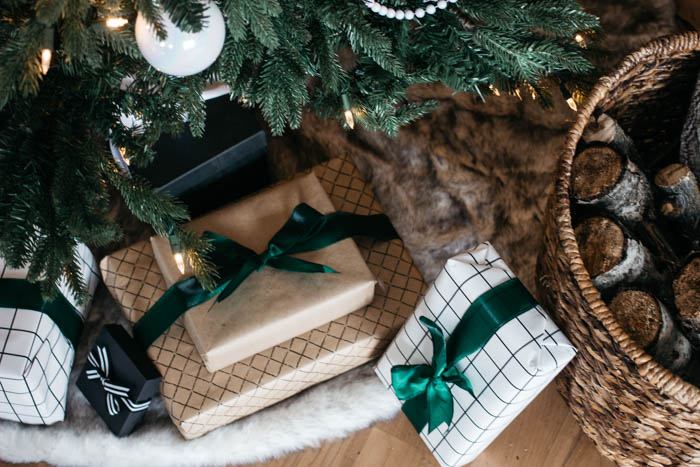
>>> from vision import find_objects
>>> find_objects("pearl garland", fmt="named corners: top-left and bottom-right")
top-left (364, 0), bottom-right (457, 20)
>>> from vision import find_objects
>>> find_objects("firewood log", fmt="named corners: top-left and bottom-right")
top-left (575, 216), bottom-right (661, 294)
top-left (673, 255), bottom-right (700, 346)
top-left (680, 73), bottom-right (700, 181)
top-left (572, 146), bottom-right (653, 226)
top-left (655, 164), bottom-right (700, 246)
top-left (609, 289), bottom-right (691, 372)
top-left (582, 113), bottom-right (639, 163)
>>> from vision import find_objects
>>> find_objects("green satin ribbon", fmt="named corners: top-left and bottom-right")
top-left (0, 278), bottom-right (84, 348)
top-left (133, 203), bottom-right (399, 349)
top-left (391, 278), bottom-right (538, 433)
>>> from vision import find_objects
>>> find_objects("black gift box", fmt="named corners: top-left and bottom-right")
top-left (77, 325), bottom-right (161, 437)
top-left (119, 95), bottom-right (269, 217)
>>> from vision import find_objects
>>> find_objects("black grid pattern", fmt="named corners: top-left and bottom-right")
top-left (0, 243), bottom-right (101, 425)
top-left (375, 243), bottom-right (576, 467)
top-left (100, 155), bottom-right (427, 439)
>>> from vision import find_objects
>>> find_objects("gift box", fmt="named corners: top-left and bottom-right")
top-left (149, 171), bottom-right (378, 372)
top-left (0, 243), bottom-right (100, 425)
top-left (77, 325), bottom-right (161, 437)
top-left (375, 243), bottom-right (577, 467)
top-left (113, 94), bottom-right (269, 217)
top-left (100, 155), bottom-right (427, 439)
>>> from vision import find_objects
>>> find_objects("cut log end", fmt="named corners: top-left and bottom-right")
top-left (575, 217), bottom-right (625, 277)
top-left (674, 257), bottom-right (700, 321)
top-left (572, 146), bottom-right (623, 200)
top-left (609, 290), bottom-right (660, 349)
top-left (655, 163), bottom-right (692, 188)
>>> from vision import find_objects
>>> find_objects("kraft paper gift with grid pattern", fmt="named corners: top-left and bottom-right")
top-left (375, 243), bottom-right (576, 467)
top-left (100, 155), bottom-right (427, 439)
top-left (0, 243), bottom-right (100, 425)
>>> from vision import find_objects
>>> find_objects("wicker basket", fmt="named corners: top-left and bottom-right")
top-left (537, 32), bottom-right (700, 466)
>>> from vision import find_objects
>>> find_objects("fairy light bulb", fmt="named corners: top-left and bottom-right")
top-left (118, 146), bottom-right (131, 166)
top-left (40, 28), bottom-right (54, 75)
top-left (566, 97), bottom-right (578, 111)
top-left (106, 17), bottom-right (129, 29)
top-left (489, 84), bottom-right (500, 97)
top-left (574, 33), bottom-right (584, 43)
top-left (341, 94), bottom-right (355, 129)
top-left (173, 252), bottom-right (186, 275)
top-left (41, 48), bottom-right (52, 75)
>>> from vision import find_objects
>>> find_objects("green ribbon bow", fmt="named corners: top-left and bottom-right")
top-left (391, 278), bottom-right (538, 433)
top-left (133, 203), bottom-right (399, 349)
top-left (0, 279), bottom-right (84, 348)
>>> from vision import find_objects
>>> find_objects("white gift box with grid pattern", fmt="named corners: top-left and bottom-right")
top-left (375, 243), bottom-right (576, 466)
top-left (0, 244), bottom-right (100, 425)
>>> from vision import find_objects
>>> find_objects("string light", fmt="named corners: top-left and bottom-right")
top-left (106, 17), bottom-right (129, 29)
top-left (118, 146), bottom-right (131, 166)
top-left (566, 97), bottom-right (578, 111)
top-left (342, 94), bottom-right (355, 130)
top-left (574, 33), bottom-right (584, 43)
top-left (488, 84), bottom-right (500, 97)
top-left (40, 28), bottom-right (54, 75)
top-left (168, 223), bottom-right (187, 275)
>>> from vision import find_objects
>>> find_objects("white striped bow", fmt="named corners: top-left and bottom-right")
top-left (86, 345), bottom-right (151, 416)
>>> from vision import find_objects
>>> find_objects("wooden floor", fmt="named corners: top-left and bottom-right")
top-left (249, 385), bottom-right (613, 467)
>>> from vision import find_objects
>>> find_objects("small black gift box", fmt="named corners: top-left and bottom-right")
top-left (77, 325), bottom-right (161, 437)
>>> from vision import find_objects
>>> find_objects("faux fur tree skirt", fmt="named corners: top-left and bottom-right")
top-left (0, 2), bottom-right (680, 465)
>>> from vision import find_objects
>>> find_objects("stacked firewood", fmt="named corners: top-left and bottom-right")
top-left (571, 111), bottom-right (700, 382)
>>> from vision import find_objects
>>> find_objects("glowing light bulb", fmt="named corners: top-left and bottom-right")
top-left (514, 88), bottom-right (522, 100)
top-left (41, 48), bottom-right (52, 75)
top-left (489, 84), bottom-right (500, 96)
top-left (118, 147), bottom-right (131, 166)
top-left (344, 109), bottom-right (355, 129)
top-left (173, 252), bottom-right (186, 275)
top-left (575, 33), bottom-right (584, 43)
top-left (106, 17), bottom-right (129, 29)
top-left (566, 97), bottom-right (578, 111)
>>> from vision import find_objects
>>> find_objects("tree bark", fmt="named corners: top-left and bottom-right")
top-left (609, 289), bottom-right (691, 372)
top-left (575, 216), bottom-right (660, 294)
top-left (572, 146), bottom-right (653, 226)
top-left (655, 164), bottom-right (700, 246)
top-left (673, 255), bottom-right (700, 347)
top-left (583, 113), bottom-right (639, 164)
top-left (680, 73), bottom-right (700, 181)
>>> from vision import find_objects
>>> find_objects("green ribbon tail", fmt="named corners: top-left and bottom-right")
top-left (446, 279), bottom-right (538, 364)
top-left (401, 391), bottom-right (431, 433)
top-left (0, 278), bottom-right (83, 348)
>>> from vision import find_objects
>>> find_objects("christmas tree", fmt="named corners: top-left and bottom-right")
top-left (0, 0), bottom-right (598, 298)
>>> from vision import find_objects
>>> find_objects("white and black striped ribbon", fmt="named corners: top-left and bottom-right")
top-left (86, 345), bottom-right (151, 416)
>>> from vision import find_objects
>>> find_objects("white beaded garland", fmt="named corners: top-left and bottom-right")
top-left (364, 0), bottom-right (446, 21)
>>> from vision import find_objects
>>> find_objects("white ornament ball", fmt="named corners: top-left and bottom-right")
top-left (437, 0), bottom-right (447, 9)
top-left (426, 4), bottom-right (436, 14)
top-left (379, 5), bottom-right (388, 15)
top-left (387, 8), bottom-right (396, 18)
top-left (405, 10), bottom-right (414, 20)
top-left (135, 1), bottom-right (225, 77)
top-left (415, 8), bottom-right (425, 18)
top-left (395, 10), bottom-right (405, 20)
top-left (371, 2), bottom-right (381, 12)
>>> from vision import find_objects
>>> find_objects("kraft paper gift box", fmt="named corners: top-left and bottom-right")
top-left (375, 243), bottom-right (577, 467)
top-left (0, 243), bottom-right (100, 425)
top-left (150, 170), bottom-right (377, 372)
top-left (100, 155), bottom-right (427, 439)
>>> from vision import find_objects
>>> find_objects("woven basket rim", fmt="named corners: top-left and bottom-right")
top-left (554, 31), bottom-right (700, 410)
